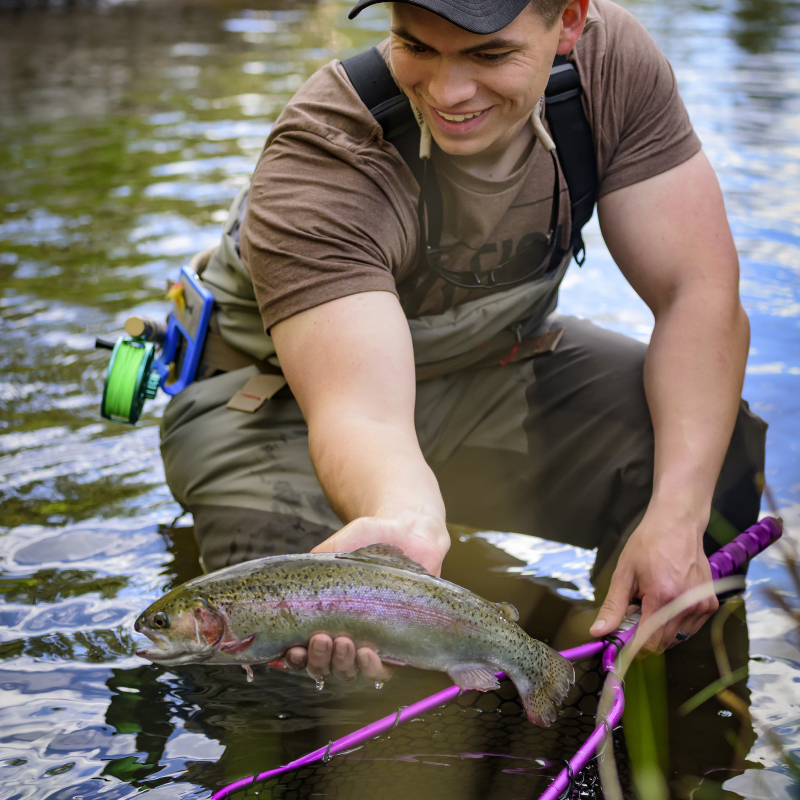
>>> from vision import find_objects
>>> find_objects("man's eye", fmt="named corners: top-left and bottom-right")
top-left (477, 52), bottom-right (510, 63)
top-left (401, 42), bottom-right (429, 56)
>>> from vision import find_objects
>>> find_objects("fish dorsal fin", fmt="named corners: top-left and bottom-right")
top-left (337, 543), bottom-right (431, 575)
top-left (494, 602), bottom-right (519, 622)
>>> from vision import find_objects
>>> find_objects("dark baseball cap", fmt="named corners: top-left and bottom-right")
top-left (348, 0), bottom-right (532, 35)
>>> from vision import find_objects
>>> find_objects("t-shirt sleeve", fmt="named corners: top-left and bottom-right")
top-left (578, 0), bottom-right (702, 198)
top-left (240, 63), bottom-right (418, 331)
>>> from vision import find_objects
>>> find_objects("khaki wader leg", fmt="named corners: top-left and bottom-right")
top-left (160, 366), bottom-right (340, 573)
top-left (428, 316), bottom-right (765, 788)
top-left (428, 315), bottom-right (767, 583)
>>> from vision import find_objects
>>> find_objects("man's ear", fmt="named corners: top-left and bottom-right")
top-left (556, 0), bottom-right (590, 55)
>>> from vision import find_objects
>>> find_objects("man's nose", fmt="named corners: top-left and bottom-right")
top-left (426, 61), bottom-right (477, 109)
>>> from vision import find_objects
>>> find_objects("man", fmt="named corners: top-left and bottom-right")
top-left (161, 0), bottom-right (766, 686)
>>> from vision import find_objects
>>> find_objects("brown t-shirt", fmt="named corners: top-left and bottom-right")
top-left (241, 0), bottom-right (701, 328)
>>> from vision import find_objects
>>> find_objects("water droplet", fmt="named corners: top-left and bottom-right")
top-left (374, 681), bottom-right (384, 690)
top-left (315, 676), bottom-right (325, 691)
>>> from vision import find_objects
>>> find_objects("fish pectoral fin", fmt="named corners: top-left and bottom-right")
top-left (338, 543), bottom-right (431, 575)
top-left (219, 633), bottom-right (256, 654)
top-left (494, 602), bottom-right (520, 622)
top-left (379, 656), bottom-right (410, 666)
top-left (447, 664), bottom-right (501, 692)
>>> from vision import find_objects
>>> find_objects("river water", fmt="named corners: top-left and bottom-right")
top-left (0, 0), bottom-right (798, 798)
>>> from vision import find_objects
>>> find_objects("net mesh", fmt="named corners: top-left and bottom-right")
top-left (226, 655), bottom-right (632, 800)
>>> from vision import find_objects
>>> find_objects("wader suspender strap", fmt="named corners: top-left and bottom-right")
top-left (341, 47), bottom-right (424, 186)
top-left (545, 54), bottom-right (599, 265)
top-left (341, 46), bottom-right (598, 276)
top-left (341, 47), bottom-right (445, 242)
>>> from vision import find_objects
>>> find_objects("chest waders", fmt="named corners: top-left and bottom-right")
top-left (95, 49), bottom-right (599, 424)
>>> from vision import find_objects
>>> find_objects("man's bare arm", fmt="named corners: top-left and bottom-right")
top-left (271, 290), bottom-right (451, 679)
top-left (591, 149), bottom-right (749, 652)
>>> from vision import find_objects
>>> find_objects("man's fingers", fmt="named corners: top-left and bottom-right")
top-left (285, 636), bottom-right (395, 684)
top-left (285, 646), bottom-right (307, 670)
top-left (637, 607), bottom-right (677, 655)
top-left (639, 591), bottom-right (720, 654)
top-left (591, 570), bottom-right (634, 637)
top-left (310, 516), bottom-right (446, 577)
top-left (666, 594), bottom-right (720, 649)
top-left (331, 637), bottom-right (358, 682)
top-left (356, 648), bottom-right (396, 683)
top-left (305, 633), bottom-right (333, 680)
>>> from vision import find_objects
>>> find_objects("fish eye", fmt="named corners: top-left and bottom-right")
top-left (151, 611), bottom-right (170, 629)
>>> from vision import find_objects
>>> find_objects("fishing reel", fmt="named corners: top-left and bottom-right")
top-left (95, 266), bottom-right (214, 424)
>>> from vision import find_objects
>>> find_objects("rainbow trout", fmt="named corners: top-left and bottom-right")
top-left (135, 544), bottom-right (574, 726)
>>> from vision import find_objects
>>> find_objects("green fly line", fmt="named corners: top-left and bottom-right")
top-left (103, 341), bottom-right (148, 421)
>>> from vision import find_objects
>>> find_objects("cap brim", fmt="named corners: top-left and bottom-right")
top-left (348, 0), bottom-right (530, 35)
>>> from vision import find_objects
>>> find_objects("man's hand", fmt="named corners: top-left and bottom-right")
top-left (589, 507), bottom-right (719, 653)
top-left (284, 510), bottom-right (450, 683)
top-left (311, 510), bottom-right (448, 576)
top-left (285, 634), bottom-right (396, 684)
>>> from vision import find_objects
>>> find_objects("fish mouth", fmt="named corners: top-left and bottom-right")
top-left (135, 629), bottom-right (212, 665)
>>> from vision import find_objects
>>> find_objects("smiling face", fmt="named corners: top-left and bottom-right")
top-left (389, 1), bottom-right (585, 162)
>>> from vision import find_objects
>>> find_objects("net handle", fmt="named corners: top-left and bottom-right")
top-left (210, 517), bottom-right (783, 800)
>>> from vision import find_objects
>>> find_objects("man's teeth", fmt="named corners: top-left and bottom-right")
top-left (436, 110), bottom-right (481, 122)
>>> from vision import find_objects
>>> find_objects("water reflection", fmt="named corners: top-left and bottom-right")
top-left (732, 0), bottom-right (800, 53)
top-left (1, 0), bottom-right (799, 797)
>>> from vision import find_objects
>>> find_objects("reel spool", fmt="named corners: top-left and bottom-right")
top-left (100, 338), bottom-right (161, 424)
top-left (95, 265), bottom-right (214, 425)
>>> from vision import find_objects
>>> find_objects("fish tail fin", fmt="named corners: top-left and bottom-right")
top-left (508, 642), bottom-right (575, 727)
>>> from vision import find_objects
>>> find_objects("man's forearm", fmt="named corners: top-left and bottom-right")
top-left (306, 409), bottom-right (451, 575)
top-left (308, 410), bottom-right (445, 527)
top-left (644, 280), bottom-right (749, 527)
top-left (589, 285), bottom-right (745, 648)
top-left (598, 150), bottom-right (750, 532)
top-left (271, 290), bottom-right (451, 572)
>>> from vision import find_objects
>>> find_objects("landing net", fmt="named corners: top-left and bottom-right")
top-left (224, 654), bottom-right (631, 800)
top-left (214, 517), bottom-right (782, 800)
